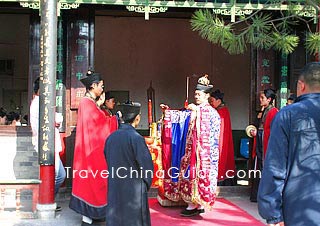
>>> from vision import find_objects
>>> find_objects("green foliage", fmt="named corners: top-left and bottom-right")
top-left (253, 33), bottom-right (274, 50)
top-left (305, 32), bottom-right (320, 55)
top-left (191, 10), bottom-right (233, 45)
top-left (224, 34), bottom-right (247, 55)
top-left (190, 1), bottom-right (319, 55)
top-left (272, 33), bottom-right (300, 54)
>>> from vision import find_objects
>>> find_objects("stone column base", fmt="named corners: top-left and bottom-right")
top-left (36, 203), bottom-right (56, 219)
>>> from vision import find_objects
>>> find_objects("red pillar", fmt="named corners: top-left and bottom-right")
top-left (39, 166), bottom-right (55, 204)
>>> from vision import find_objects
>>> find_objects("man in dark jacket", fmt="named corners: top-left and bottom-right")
top-left (258, 62), bottom-right (320, 226)
top-left (104, 101), bottom-right (154, 226)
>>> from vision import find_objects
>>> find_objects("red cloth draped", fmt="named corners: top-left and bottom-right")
top-left (263, 107), bottom-right (278, 157)
top-left (162, 111), bottom-right (172, 179)
top-left (251, 107), bottom-right (278, 158)
top-left (216, 106), bottom-right (236, 181)
top-left (161, 110), bottom-right (178, 201)
top-left (71, 97), bottom-right (118, 207)
top-left (102, 109), bottom-right (118, 133)
top-left (179, 104), bottom-right (220, 209)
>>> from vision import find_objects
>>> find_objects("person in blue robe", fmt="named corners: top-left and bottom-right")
top-left (104, 101), bottom-right (154, 226)
top-left (258, 62), bottom-right (320, 226)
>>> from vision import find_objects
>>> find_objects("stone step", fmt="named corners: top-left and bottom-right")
top-left (3, 185), bottom-right (251, 208)
top-left (217, 185), bottom-right (250, 198)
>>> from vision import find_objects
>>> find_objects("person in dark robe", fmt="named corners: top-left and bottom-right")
top-left (249, 88), bottom-right (278, 202)
top-left (209, 89), bottom-right (236, 186)
top-left (104, 101), bottom-right (154, 226)
top-left (69, 70), bottom-right (118, 225)
top-left (286, 93), bottom-right (296, 105)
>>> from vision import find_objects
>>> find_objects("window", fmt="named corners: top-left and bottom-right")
top-left (0, 59), bottom-right (14, 75)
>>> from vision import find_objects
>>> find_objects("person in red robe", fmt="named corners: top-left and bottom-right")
top-left (249, 88), bottom-right (278, 202)
top-left (69, 70), bottom-right (118, 225)
top-left (209, 89), bottom-right (236, 186)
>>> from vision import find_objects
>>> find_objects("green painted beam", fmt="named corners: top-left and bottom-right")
top-left (1, 0), bottom-right (316, 16)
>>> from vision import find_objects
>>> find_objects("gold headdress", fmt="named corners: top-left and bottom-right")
top-left (196, 74), bottom-right (213, 93)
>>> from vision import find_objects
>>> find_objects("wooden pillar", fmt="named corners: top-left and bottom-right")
top-left (56, 15), bottom-right (67, 170)
top-left (37, 0), bottom-right (57, 219)
top-left (279, 54), bottom-right (289, 108)
top-left (65, 9), bottom-right (94, 187)
top-left (248, 48), bottom-right (276, 185)
top-left (255, 49), bottom-right (276, 108)
top-left (28, 13), bottom-right (40, 107)
top-left (56, 15), bottom-right (66, 132)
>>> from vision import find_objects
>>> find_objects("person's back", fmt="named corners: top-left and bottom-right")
top-left (258, 62), bottom-right (320, 226)
top-left (104, 102), bottom-right (153, 226)
top-left (106, 124), bottom-right (146, 169)
top-left (280, 93), bottom-right (320, 225)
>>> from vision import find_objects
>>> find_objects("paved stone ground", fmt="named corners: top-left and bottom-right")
top-left (0, 186), bottom-right (265, 226)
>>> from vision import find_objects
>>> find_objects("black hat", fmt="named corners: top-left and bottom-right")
top-left (196, 74), bottom-right (213, 93)
top-left (288, 93), bottom-right (297, 101)
top-left (80, 70), bottom-right (102, 89)
top-left (211, 89), bottom-right (224, 101)
top-left (118, 101), bottom-right (141, 123)
top-left (33, 77), bottom-right (40, 93)
top-left (7, 111), bottom-right (20, 122)
top-left (0, 107), bottom-right (7, 118)
top-left (105, 91), bottom-right (114, 100)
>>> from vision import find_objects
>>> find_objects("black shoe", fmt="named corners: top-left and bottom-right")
top-left (198, 209), bottom-right (205, 214)
top-left (82, 221), bottom-right (104, 226)
top-left (93, 218), bottom-right (106, 223)
top-left (55, 206), bottom-right (62, 212)
top-left (180, 208), bottom-right (200, 217)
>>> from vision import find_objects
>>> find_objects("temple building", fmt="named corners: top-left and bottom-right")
top-left (0, 0), bottom-right (318, 216)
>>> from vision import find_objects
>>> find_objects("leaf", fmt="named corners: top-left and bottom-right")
top-left (244, 13), bottom-right (274, 46)
top-left (224, 34), bottom-right (247, 55)
top-left (253, 33), bottom-right (274, 50)
top-left (191, 10), bottom-right (233, 44)
top-left (305, 32), bottom-right (320, 56)
top-left (190, 2), bottom-right (315, 55)
top-left (272, 32), bottom-right (299, 54)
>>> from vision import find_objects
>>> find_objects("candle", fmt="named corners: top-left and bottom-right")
top-left (184, 76), bottom-right (189, 108)
top-left (148, 99), bottom-right (152, 124)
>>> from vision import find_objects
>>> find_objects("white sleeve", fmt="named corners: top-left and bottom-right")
top-left (30, 96), bottom-right (39, 151)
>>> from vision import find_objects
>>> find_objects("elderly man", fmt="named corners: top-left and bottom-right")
top-left (258, 62), bottom-right (320, 226)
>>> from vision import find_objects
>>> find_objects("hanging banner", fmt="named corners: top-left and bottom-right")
top-left (256, 49), bottom-right (276, 108)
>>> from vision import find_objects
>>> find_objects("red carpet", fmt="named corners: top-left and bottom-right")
top-left (149, 198), bottom-right (265, 226)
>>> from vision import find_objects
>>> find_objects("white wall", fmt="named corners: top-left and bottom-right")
top-left (95, 16), bottom-right (250, 130)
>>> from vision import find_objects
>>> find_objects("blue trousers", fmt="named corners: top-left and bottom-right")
top-left (55, 156), bottom-right (66, 195)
